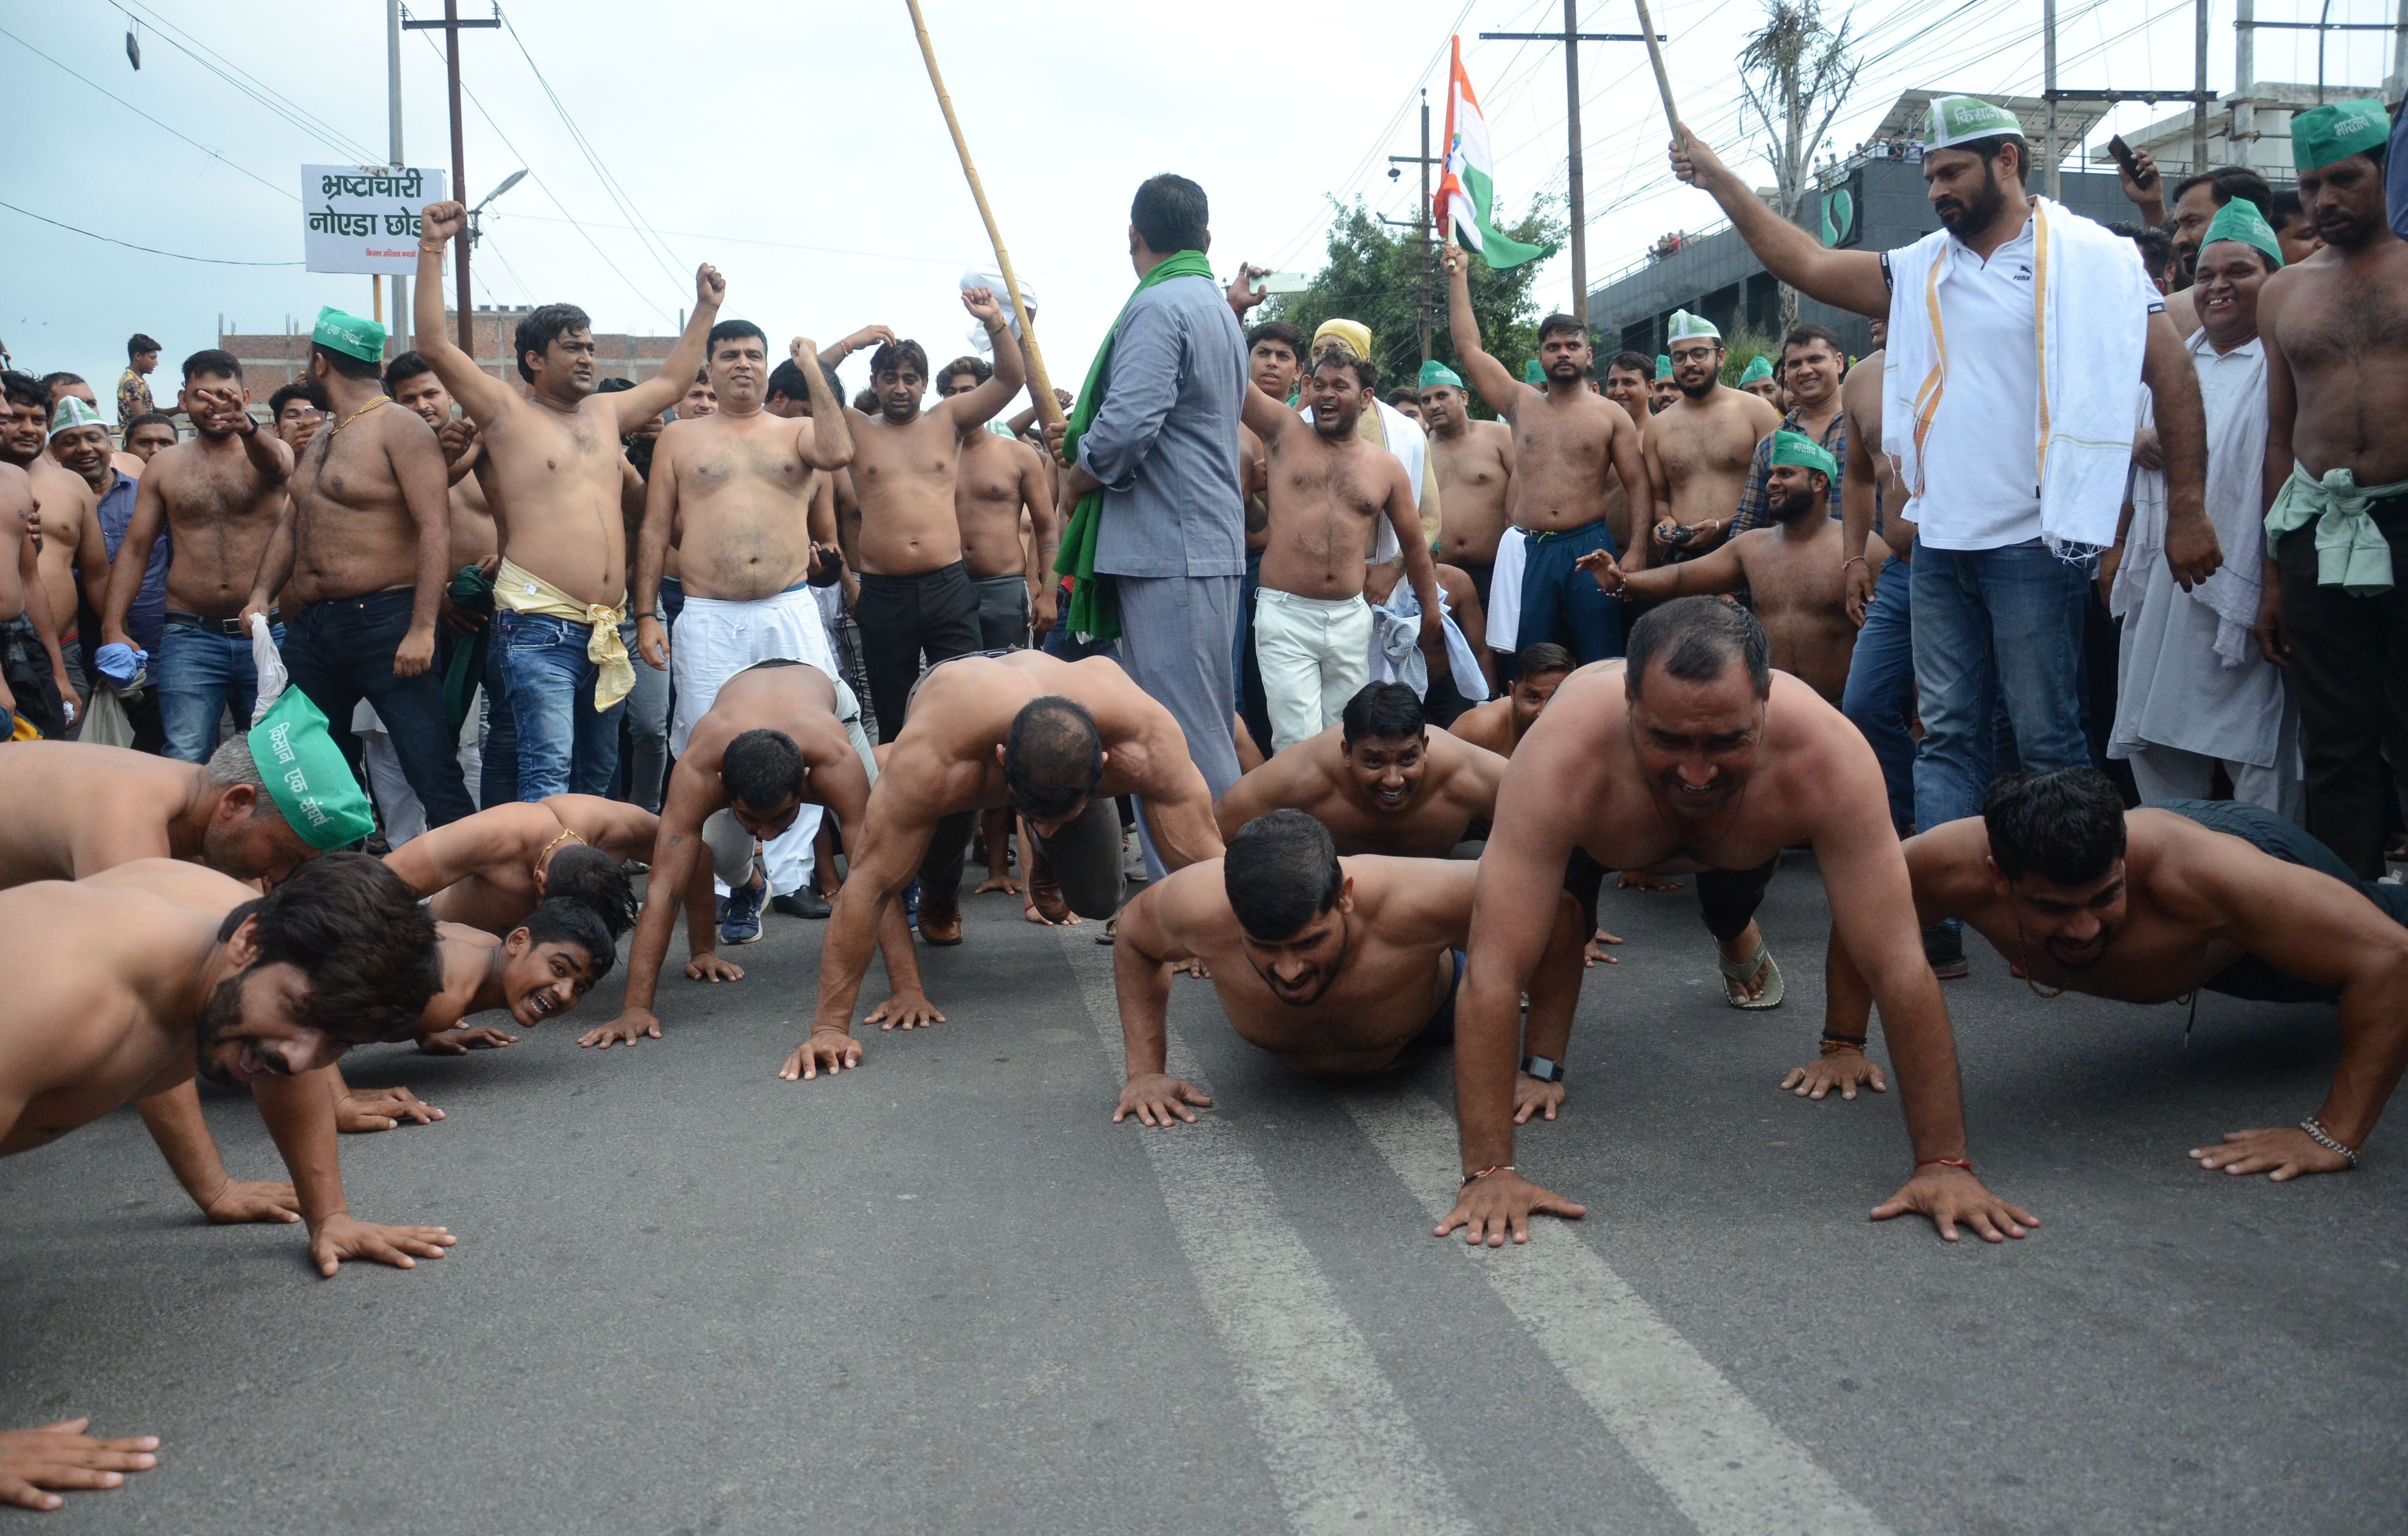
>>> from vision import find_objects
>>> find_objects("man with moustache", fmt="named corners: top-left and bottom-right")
top-left (1216, 682), bottom-right (1505, 859)
top-left (2254, 99), bottom-right (2408, 878)
top-left (1728, 325), bottom-right (1848, 537)
top-left (1639, 311), bottom-right (1782, 559)
top-left (1418, 360), bottom-right (1514, 613)
top-left (1449, 642), bottom-right (1573, 758)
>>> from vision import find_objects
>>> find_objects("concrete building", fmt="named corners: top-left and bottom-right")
top-left (216, 306), bottom-right (683, 392)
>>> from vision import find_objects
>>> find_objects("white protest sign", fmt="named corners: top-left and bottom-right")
top-left (301, 165), bottom-right (448, 276)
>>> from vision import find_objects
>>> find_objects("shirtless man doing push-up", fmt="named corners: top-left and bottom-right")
top-left (1216, 682), bottom-right (1504, 858)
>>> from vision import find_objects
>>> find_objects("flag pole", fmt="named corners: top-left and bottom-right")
top-left (1632, 0), bottom-right (1684, 146)
top-left (903, 0), bottom-right (1065, 435)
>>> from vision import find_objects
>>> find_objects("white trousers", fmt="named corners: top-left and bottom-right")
top-left (1253, 587), bottom-right (1373, 754)
top-left (2127, 741), bottom-right (2306, 826)
top-left (669, 587), bottom-right (838, 897)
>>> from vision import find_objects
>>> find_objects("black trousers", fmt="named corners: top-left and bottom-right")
top-left (918, 793), bottom-right (1123, 920)
top-left (2276, 496), bottom-right (2408, 877)
top-left (1564, 849), bottom-right (1779, 942)
top-left (855, 562), bottom-right (982, 745)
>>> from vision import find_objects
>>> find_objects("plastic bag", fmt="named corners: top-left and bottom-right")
top-left (249, 612), bottom-right (289, 725)
top-left (81, 685), bottom-right (134, 748)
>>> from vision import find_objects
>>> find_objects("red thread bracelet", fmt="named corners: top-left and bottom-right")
top-left (1916, 1157), bottom-right (1976, 1172)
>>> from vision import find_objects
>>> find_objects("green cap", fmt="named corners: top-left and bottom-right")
top-left (47, 396), bottom-right (105, 440)
top-left (2201, 197), bottom-right (2283, 269)
top-left (1523, 359), bottom-right (1547, 384)
top-left (1738, 356), bottom-right (1774, 384)
top-left (1655, 354), bottom-right (1673, 380)
top-left (1769, 429), bottom-right (1838, 481)
top-left (1419, 360), bottom-right (1464, 389)
top-left (311, 305), bottom-right (387, 364)
top-left (1667, 309), bottom-right (1720, 342)
top-left (248, 688), bottom-right (377, 850)
top-left (1923, 94), bottom-right (2025, 151)
top-left (2291, 98), bottom-right (2388, 173)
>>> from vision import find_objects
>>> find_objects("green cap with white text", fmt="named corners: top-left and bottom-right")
top-left (1922, 95), bottom-right (2025, 151)
top-left (247, 688), bottom-right (377, 850)
top-left (311, 305), bottom-right (387, 364)
top-left (2290, 98), bottom-right (2388, 173)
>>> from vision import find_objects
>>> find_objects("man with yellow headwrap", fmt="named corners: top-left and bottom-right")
top-left (1304, 319), bottom-right (1442, 556)
top-left (2254, 98), bottom-right (2408, 877)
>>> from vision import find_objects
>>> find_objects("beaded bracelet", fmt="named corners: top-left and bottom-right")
top-left (2300, 1116), bottom-right (2360, 1167)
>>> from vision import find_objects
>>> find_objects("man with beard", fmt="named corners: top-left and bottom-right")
top-left (101, 351), bottom-right (293, 762)
top-left (0, 851), bottom-right (443, 1513)
top-left (1737, 354), bottom-right (1784, 406)
top-left (1449, 643), bottom-right (1574, 758)
top-left (2109, 200), bottom-right (2297, 816)
top-left (1728, 326), bottom-right (1847, 537)
top-left (1438, 598), bottom-right (2032, 1246)
top-left (790, 652), bottom-right (1219, 1079)
top-left (241, 309), bottom-right (471, 831)
top-left (2255, 99), bottom-right (2408, 879)
top-left (1419, 361), bottom-right (1514, 613)
top-left (1216, 681), bottom-right (1505, 858)
top-left (1443, 246), bottom-right (1650, 664)
top-left (411, 201), bottom-right (724, 801)
top-left (1648, 355), bottom-right (1679, 416)
top-left (579, 659), bottom-right (931, 1052)
top-left (1111, 809), bottom-right (1586, 1131)
top-left (1672, 98), bottom-right (2211, 981)
top-left (1794, 768), bottom-right (2408, 1183)
top-left (1582, 433), bottom-right (1856, 704)
top-left (1243, 352), bottom-right (1442, 752)
top-left (635, 324), bottom-right (849, 926)
top-left (122, 413), bottom-right (178, 465)
top-left (834, 293), bottom-right (1024, 750)
top-left (1639, 311), bottom-right (1782, 559)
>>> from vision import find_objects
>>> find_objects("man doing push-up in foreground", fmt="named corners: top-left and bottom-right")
top-left (1802, 768), bottom-right (2408, 1179)
top-left (1114, 810), bottom-right (1587, 1127)
top-left (1214, 682), bottom-right (1505, 858)
top-left (1440, 597), bottom-right (2034, 1246)
top-left (0, 853), bottom-right (439, 1513)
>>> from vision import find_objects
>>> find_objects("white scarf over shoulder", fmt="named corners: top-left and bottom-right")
top-left (1882, 196), bottom-right (2155, 555)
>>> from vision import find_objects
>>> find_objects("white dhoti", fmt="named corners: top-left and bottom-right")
top-left (669, 585), bottom-right (839, 897)
top-left (1486, 528), bottom-right (1528, 654)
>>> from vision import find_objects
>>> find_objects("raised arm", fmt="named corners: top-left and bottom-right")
top-left (1440, 245), bottom-right (1526, 416)
top-left (411, 202), bottom-right (519, 424)
top-left (2143, 308), bottom-right (2217, 589)
top-left (607, 265), bottom-right (726, 432)
top-left (1669, 124), bottom-right (1891, 318)
top-left (788, 339), bottom-right (852, 469)
top-left (933, 292), bottom-right (1025, 433)
top-left (1109, 871), bottom-right (1217, 1127)
top-left (817, 325), bottom-right (894, 374)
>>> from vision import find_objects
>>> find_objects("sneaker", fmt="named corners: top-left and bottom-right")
top-left (1923, 921), bottom-right (1968, 980)
top-left (772, 890), bottom-right (831, 919)
top-left (720, 878), bottom-right (765, 945)
top-left (903, 879), bottom-right (920, 929)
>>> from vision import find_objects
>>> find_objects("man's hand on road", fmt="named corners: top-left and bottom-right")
top-left (685, 954), bottom-right (744, 982)
top-left (580, 1009), bottom-right (661, 1048)
top-left (1512, 1073), bottom-right (1565, 1125)
top-left (1781, 1048), bottom-right (1888, 1101)
top-left (866, 989), bottom-right (945, 1031)
top-left (308, 1213), bottom-right (455, 1278)
top-left (1870, 1165), bottom-right (2037, 1243)
top-left (333, 1084), bottom-right (443, 1132)
top-left (2189, 1126), bottom-right (2353, 1180)
top-left (418, 1025), bottom-right (517, 1055)
top-left (198, 1177), bottom-right (301, 1225)
top-left (1114, 1073), bottom-right (1214, 1127)
top-left (779, 1027), bottom-right (863, 1081)
top-left (1436, 1170), bottom-right (1587, 1247)
top-left (0, 1420), bottom-right (159, 1512)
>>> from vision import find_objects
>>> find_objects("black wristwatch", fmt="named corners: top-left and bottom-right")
top-left (1520, 1054), bottom-right (1565, 1084)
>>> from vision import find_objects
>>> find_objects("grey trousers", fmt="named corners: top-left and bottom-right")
top-left (1112, 573), bottom-right (1241, 878)
top-left (972, 574), bottom-right (1031, 650)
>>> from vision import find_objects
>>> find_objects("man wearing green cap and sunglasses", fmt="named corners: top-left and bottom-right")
top-left (2253, 97), bottom-right (2408, 879)
top-left (245, 305), bottom-right (473, 831)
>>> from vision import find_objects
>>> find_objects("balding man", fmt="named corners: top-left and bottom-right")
top-left (791, 651), bottom-right (1222, 1079)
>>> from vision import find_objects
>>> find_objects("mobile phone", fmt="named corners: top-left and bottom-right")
top-left (2107, 134), bottom-right (2148, 186)
top-left (1255, 271), bottom-right (1311, 296)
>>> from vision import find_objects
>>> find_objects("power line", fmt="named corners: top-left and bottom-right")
top-left (0, 199), bottom-right (302, 265)
top-left (107, 0), bottom-right (383, 164)
top-left (0, 23), bottom-right (296, 202)
top-left (495, 7), bottom-right (686, 285)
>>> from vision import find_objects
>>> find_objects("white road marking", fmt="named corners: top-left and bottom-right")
top-left (1343, 1086), bottom-right (1892, 1536)
top-left (1057, 932), bottom-right (1474, 1536)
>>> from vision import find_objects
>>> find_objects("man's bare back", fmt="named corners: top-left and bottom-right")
top-left (1216, 722), bottom-right (1504, 856)
top-left (0, 742), bottom-right (227, 887)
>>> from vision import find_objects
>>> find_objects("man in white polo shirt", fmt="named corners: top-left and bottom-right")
top-left (1670, 95), bottom-right (2215, 971)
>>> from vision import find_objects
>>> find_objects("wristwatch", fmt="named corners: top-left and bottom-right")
top-left (1520, 1054), bottom-right (1565, 1084)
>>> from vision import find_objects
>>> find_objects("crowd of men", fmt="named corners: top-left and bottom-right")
top-left (4, 93), bottom-right (2408, 1513)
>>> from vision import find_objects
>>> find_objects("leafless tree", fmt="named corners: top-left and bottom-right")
top-left (1738, 0), bottom-right (1862, 331)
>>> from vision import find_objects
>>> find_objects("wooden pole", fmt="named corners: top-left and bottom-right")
top-left (1633, 0), bottom-right (1683, 145)
top-left (903, 0), bottom-right (1065, 435)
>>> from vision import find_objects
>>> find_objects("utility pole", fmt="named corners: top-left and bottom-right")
top-left (387, 0), bottom-right (406, 357)
top-left (403, 1), bottom-right (497, 359)
top-left (2193, 0), bottom-right (2210, 177)
top-left (2044, 0), bottom-right (2060, 199)
top-left (1384, 92), bottom-right (1444, 363)
top-left (2234, 0), bottom-right (2254, 170)
top-left (1480, 8), bottom-right (1668, 335)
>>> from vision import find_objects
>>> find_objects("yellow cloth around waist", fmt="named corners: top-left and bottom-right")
top-left (493, 557), bottom-right (633, 710)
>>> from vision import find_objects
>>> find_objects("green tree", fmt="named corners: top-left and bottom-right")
top-left (1264, 196), bottom-right (1564, 417)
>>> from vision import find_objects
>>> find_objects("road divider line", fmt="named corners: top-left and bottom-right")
top-left (1057, 932), bottom-right (1474, 1536)
top-left (1343, 1086), bottom-right (1892, 1536)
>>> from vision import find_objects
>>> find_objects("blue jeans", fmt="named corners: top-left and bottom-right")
top-left (283, 591), bottom-right (475, 828)
top-left (1840, 560), bottom-right (1915, 835)
top-left (1910, 539), bottom-right (2088, 836)
top-left (155, 619), bottom-right (281, 763)
top-left (487, 609), bottom-right (628, 803)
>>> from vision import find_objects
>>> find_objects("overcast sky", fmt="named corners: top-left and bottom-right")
top-left (4, 0), bottom-right (2397, 400)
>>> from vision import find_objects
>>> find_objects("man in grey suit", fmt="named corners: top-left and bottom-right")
top-left (1049, 174), bottom-right (1250, 876)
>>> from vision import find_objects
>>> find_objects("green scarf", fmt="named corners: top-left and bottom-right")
top-left (1053, 249), bottom-right (1217, 642)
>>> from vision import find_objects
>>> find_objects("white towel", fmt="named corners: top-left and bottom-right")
top-left (247, 612), bottom-right (288, 724)
top-left (961, 267), bottom-right (1037, 356)
top-left (1367, 579), bottom-right (1486, 704)
top-left (1883, 196), bottom-right (2153, 555)
top-left (1486, 528), bottom-right (1528, 652)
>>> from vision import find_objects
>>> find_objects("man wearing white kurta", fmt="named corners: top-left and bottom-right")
top-left (2110, 200), bottom-right (2302, 819)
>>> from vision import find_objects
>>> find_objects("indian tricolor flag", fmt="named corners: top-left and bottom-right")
top-left (1435, 36), bottom-right (1558, 270)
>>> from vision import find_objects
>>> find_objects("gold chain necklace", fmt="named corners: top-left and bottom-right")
top-left (325, 394), bottom-right (389, 438)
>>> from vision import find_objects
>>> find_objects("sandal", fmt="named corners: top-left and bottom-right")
top-left (1716, 939), bottom-right (1784, 1009)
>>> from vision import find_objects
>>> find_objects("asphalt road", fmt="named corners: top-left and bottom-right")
top-left (4, 851), bottom-right (2402, 1534)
